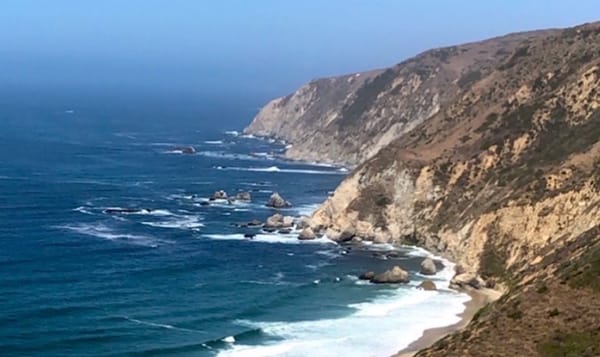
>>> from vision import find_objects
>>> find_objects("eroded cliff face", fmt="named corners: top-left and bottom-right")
top-left (312, 22), bottom-right (600, 275)
top-left (309, 22), bottom-right (600, 355)
top-left (244, 31), bottom-right (545, 166)
top-left (246, 21), bottom-right (600, 355)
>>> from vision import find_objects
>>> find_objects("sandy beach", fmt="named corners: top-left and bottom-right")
top-left (392, 288), bottom-right (503, 357)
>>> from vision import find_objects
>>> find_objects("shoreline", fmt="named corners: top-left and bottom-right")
top-left (392, 287), bottom-right (502, 357)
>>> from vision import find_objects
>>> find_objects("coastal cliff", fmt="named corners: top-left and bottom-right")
top-left (245, 31), bottom-right (548, 166)
top-left (245, 22), bottom-right (600, 355)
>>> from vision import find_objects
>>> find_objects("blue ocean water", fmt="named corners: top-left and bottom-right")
top-left (0, 93), bottom-right (469, 357)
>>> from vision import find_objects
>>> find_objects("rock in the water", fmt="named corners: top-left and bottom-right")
top-left (371, 266), bottom-right (410, 284)
top-left (199, 201), bottom-right (210, 206)
top-left (298, 227), bottom-right (316, 240)
top-left (266, 192), bottom-right (292, 208)
top-left (174, 146), bottom-right (196, 154)
top-left (235, 191), bottom-right (252, 202)
top-left (350, 237), bottom-right (363, 244)
top-left (282, 216), bottom-right (294, 228)
top-left (104, 207), bottom-right (143, 214)
top-left (338, 229), bottom-right (356, 242)
top-left (359, 271), bottom-right (375, 280)
top-left (418, 280), bottom-right (437, 291)
top-left (386, 251), bottom-right (400, 258)
top-left (295, 216), bottom-right (311, 230)
top-left (247, 219), bottom-right (262, 227)
top-left (265, 213), bottom-right (284, 228)
top-left (420, 258), bottom-right (437, 275)
top-left (211, 190), bottom-right (228, 200)
top-left (244, 233), bottom-right (256, 239)
top-left (262, 227), bottom-right (277, 233)
top-left (278, 228), bottom-right (292, 234)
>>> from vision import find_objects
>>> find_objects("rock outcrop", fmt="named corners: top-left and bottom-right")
top-left (371, 266), bottom-right (410, 284)
top-left (420, 258), bottom-right (437, 275)
top-left (418, 280), bottom-right (437, 291)
top-left (210, 190), bottom-right (228, 200)
top-left (234, 191), bottom-right (252, 202)
top-left (264, 214), bottom-right (294, 229)
top-left (298, 227), bottom-right (316, 240)
top-left (266, 192), bottom-right (292, 208)
top-left (247, 21), bottom-right (600, 355)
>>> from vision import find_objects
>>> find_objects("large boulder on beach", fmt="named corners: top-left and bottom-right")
top-left (418, 280), bottom-right (437, 291)
top-left (371, 266), bottom-right (410, 284)
top-left (298, 227), bottom-right (316, 240)
top-left (420, 258), bottom-right (437, 275)
top-left (359, 271), bottom-right (375, 280)
top-left (211, 190), bottom-right (228, 200)
top-left (234, 191), bottom-right (252, 202)
top-left (266, 192), bottom-right (292, 208)
top-left (450, 273), bottom-right (485, 290)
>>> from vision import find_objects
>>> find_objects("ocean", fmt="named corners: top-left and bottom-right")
top-left (0, 92), bottom-right (469, 357)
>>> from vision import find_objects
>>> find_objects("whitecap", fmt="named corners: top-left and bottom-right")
top-left (222, 336), bottom-right (235, 343)
top-left (204, 140), bottom-right (224, 144)
top-left (73, 206), bottom-right (94, 215)
top-left (224, 130), bottom-right (239, 136)
top-left (55, 223), bottom-right (168, 247)
top-left (203, 233), bottom-right (335, 245)
top-left (219, 166), bottom-right (345, 175)
top-left (141, 216), bottom-right (205, 230)
top-left (122, 316), bottom-right (201, 333)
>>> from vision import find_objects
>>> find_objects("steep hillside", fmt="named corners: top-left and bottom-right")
top-left (307, 22), bottom-right (600, 355)
top-left (245, 31), bottom-right (551, 166)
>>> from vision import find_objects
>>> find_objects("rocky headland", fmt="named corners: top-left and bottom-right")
top-left (245, 21), bottom-right (600, 356)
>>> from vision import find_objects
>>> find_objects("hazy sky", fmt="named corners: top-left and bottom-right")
top-left (1, 0), bottom-right (598, 99)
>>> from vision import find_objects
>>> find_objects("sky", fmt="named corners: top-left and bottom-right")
top-left (1, 0), bottom-right (599, 101)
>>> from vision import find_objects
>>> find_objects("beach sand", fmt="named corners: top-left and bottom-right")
top-left (392, 288), bottom-right (503, 357)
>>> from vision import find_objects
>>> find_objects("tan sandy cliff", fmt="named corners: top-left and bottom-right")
top-left (245, 21), bottom-right (600, 356)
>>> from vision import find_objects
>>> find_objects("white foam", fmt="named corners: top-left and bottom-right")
top-left (199, 151), bottom-right (260, 161)
top-left (103, 208), bottom-right (175, 216)
top-left (204, 140), bottom-right (224, 144)
top-left (141, 216), bottom-right (205, 230)
top-left (295, 203), bottom-right (321, 216)
top-left (219, 166), bottom-right (345, 175)
top-left (204, 233), bottom-right (335, 245)
top-left (122, 316), bottom-right (198, 333)
top-left (217, 249), bottom-right (469, 357)
top-left (224, 130), bottom-right (239, 136)
top-left (55, 223), bottom-right (168, 247)
top-left (73, 206), bottom-right (93, 215)
top-left (222, 336), bottom-right (235, 343)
